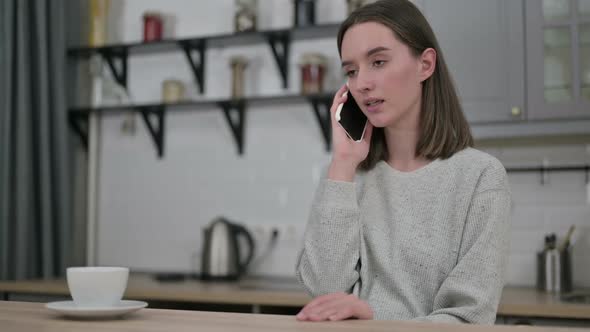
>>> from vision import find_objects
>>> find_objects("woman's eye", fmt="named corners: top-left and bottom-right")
top-left (345, 70), bottom-right (357, 77)
top-left (373, 60), bottom-right (386, 67)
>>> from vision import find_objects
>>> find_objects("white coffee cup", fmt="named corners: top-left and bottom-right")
top-left (66, 267), bottom-right (129, 307)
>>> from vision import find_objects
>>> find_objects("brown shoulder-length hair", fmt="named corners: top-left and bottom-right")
top-left (337, 0), bottom-right (473, 171)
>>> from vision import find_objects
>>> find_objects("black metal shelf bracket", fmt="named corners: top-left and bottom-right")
top-left (541, 161), bottom-right (550, 185)
top-left (100, 48), bottom-right (129, 88)
top-left (265, 32), bottom-right (291, 89)
top-left (218, 100), bottom-right (246, 155)
top-left (138, 105), bottom-right (166, 158)
top-left (179, 40), bottom-right (207, 94)
top-left (309, 96), bottom-right (332, 151)
top-left (69, 111), bottom-right (89, 150)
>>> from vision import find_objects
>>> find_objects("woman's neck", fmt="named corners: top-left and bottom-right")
top-left (383, 104), bottom-right (430, 172)
top-left (384, 128), bottom-right (429, 172)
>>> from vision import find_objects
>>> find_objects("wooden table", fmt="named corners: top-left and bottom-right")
top-left (1, 300), bottom-right (588, 332)
top-left (1, 274), bottom-right (590, 319)
top-left (0, 274), bottom-right (310, 308)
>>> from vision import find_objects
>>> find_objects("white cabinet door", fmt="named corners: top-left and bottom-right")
top-left (421, 0), bottom-right (525, 123)
top-left (525, 0), bottom-right (590, 120)
top-left (499, 316), bottom-right (590, 328)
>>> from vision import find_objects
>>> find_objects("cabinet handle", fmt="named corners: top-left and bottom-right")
top-left (510, 107), bottom-right (522, 118)
top-left (512, 319), bottom-right (533, 325)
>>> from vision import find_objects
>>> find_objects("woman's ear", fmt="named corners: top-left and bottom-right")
top-left (419, 48), bottom-right (436, 82)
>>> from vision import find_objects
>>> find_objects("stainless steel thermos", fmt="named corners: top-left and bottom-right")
top-left (537, 232), bottom-right (573, 293)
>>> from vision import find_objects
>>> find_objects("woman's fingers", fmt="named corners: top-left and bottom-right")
top-left (296, 293), bottom-right (374, 322)
top-left (328, 306), bottom-right (355, 321)
top-left (297, 292), bottom-right (347, 320)
top-left (312, 296), bottom-right (360, 321)
top-left (330, 85), bottom-right (349, 120)
top-left (332, 83), bottom-right (348, 107)
top-left (296, 293), bottom-right (344, 320)
top-left (323, 296), bottom-right (373, 321)
top-left (307, 308), bottom-right (338, 322)
top-left (301, 295), bottom-right (347, 321)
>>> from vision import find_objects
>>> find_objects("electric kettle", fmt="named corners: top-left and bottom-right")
top-left (201, 217), bottom-right (255, 280)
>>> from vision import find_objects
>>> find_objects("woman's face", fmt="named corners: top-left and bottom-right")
top-left (340, 22), bottom-right (434, 130)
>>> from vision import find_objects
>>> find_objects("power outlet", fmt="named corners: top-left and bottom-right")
top-left (244, 224), bottom-right (303, 247)
top-left (241, 223), bottom-right (305, 276)
top-left (278, 224), bottom-right (304, 246)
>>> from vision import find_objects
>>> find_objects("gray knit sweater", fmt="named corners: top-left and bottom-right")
top-left (295, 148), bottom-right (511, 324)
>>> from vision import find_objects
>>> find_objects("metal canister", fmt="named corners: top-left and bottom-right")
top-left (537, 247), bottom-right (572, 293)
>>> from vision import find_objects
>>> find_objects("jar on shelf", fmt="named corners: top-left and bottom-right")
top-left (162, 79), bottom-right (185, 103)
top-left (89, 0), bottom-right (110, 46)
top-left (230, 56), bottom-right (249, 99)
top-left (299, 53), bottom-right (327, 95)
top-left (143, 11), bottom-right (164, 42)
top-left (347, 0), bottom-right (371, 15)
top-left (293, 0), bottom-right (316, 27)
top-left (234, 0), bottom-right (258, 33)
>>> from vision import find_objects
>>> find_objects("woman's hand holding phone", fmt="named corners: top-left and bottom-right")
top-left (328, 84), bottom-right (373, 182)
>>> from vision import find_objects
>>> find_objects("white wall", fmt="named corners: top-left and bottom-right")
top-left (96, 0), bottom-right (345, 276)
top-left (93, 0), bottom-right (590, 287)
top-left (484, 144), bottom-right (590, 287)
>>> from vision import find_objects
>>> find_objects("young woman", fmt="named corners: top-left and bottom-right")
top-left (295, 0), bottom-right (511, 324)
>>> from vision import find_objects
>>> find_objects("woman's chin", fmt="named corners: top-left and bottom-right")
top-left (367, 118), bottom-right (389, 128)
top-left (368, 112), bottom-right (409, 129)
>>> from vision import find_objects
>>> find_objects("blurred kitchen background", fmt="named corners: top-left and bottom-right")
top-left (2, 0), bottom-right (590, 321)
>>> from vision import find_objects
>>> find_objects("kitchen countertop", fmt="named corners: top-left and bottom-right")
top-left (497, 287), bottom-right (590, 319)
top-left (2, 300), bottom-right (588, 332)
top-left (1, 274), bottom-right (589, 319)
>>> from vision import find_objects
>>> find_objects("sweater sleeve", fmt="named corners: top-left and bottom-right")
top-left (295, 179), bottom-right (362, 297)
top-left (412, 164), bottom-right (512, 325)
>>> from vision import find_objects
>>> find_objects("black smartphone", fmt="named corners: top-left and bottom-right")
top-left (336, 91), bottom-right (368, 142)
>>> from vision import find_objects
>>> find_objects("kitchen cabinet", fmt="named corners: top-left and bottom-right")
top-left (525, 0), bottom-right (590, 120)
top-left (422, 0), bottom-right (525, 123)
top-left (499, 316), bottom-right (590, 328)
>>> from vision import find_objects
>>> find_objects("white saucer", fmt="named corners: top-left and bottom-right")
top-left (46, 300), bottom-right (148, 319)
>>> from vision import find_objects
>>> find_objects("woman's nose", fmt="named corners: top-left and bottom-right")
top-left (354, 71), bottom-right (375, 92)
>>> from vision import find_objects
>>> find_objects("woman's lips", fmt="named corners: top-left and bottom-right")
top-left (366, 100), bottom-right (384, 113)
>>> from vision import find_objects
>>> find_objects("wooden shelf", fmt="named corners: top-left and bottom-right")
top-left (67, 24), bottom-right (340, 57)
top-left (67, 24), bottom-right (341, 157)
top-left (67, 23), bottom-right (340, 92)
